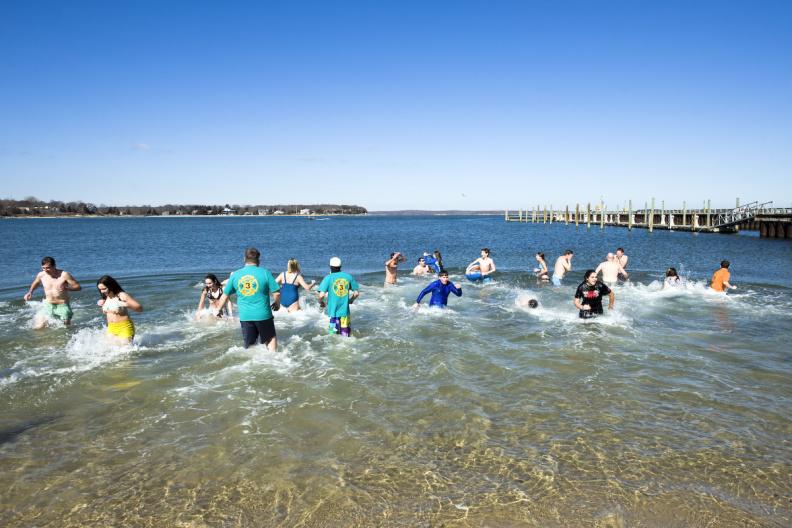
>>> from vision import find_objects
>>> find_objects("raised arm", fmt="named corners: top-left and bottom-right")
top-left (23, 273), bottom-right (43, 301)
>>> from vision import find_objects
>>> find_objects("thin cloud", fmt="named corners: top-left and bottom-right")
top-left (133, 143), bottom-right (151, 151)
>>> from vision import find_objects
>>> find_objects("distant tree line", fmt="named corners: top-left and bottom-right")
top-left (0, 197), bottom-right (367, 217)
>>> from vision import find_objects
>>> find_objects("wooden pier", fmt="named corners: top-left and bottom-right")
top-left (504, 200), bottom-right (792, 239)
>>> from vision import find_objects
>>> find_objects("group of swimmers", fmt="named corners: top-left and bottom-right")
top-left (22, 248), bottom-right (738, 347)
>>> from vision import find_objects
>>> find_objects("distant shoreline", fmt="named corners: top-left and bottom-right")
top-left (3, 212), bottom-right (502, 219)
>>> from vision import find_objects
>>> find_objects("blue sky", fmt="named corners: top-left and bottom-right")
top-left (1, 1), bottom-right (790, 210)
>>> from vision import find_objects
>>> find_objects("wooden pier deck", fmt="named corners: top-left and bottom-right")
top-left (504, 200), bottom-right (792, 239)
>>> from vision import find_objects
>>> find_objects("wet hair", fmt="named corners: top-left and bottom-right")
top-left (536, 252), bottom-right (545, 260)
top-left (584, 269), bottom-right (597, 281)
top-left (41, 256), bottom-right (56, 267)
top-left (528, 299), bottom-right (538, 309)
top-left (417, 257), bottom-right (425, 262)
top-left (616, 247), bottom-right (625, 253)
top-left (330, 266), bottom-right (341, 273)
top-left (439, 271), bottom-right (449, 278)
top-left (96, 275), bottom-right (124, 298)
top-left (244, 247), bottom-right (260, 264)
top-left (204, 273), bottom-right (221, 288)
top-left (433, 250), bottom-right (445, 272)
top-left (481, 248), bottom-right (490, 255)
top-left (721, 260), bottom-right (730, 269)
top-left (665, 267), bottom-right (678, 278)
top-left (564, 250), bottom-right (574, 256)
top-left (287, 258), bottom-right (301, 273)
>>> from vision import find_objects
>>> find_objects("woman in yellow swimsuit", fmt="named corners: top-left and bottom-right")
top-left (96, 275), bottom-right (143, 342)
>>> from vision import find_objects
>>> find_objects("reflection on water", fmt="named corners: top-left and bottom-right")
top-left (1, 268), bottom-right (790, 527)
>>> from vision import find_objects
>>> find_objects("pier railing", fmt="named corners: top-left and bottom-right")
top-left (504, 199), bottom-right (792, 239)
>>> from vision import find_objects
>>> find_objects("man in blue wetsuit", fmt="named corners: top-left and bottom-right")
top-left (414, 271), bottom-right (462, 308)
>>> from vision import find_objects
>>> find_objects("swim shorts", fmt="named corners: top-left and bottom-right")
top-left (43, 302), bottom-right (73, 321)
top-left (241, 319), bottom-right (276, 348)
top-left (329, 316), bottom-right (351, 337)
top-left (552, 275), bottom-right (562, 286)
top-left (107, 319), bottom-right (135, 340)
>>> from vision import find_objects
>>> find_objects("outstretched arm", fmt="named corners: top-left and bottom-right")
top-left (416, 283), bottom-right (434, 304)
top-left (24, 274), bottom-right (42, 301)
top-left (297, 275), bottom-right (315, 291)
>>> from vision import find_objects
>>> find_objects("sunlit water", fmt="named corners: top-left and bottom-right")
top-left (1, 216), bottom-right (790, 526)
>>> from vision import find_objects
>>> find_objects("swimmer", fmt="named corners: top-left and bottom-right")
top-left (595, 253), bottom-right (628, 286)
top-left (412, 257), bottom-right (430, 275)
top-left (23, 256), bottom-right (82, 328)
top-left (467, 248), bottom-right (496, 279)
top-left (384, 252), bottom-right (407, 286)
top-left (710, 260), bottom-right (736, 292)
top-left (663, 267), bottom-right (681, 289)
top-left (552, 250), bottom-right (574, 286)
top-left (574, 269), bottom-right (614, 319)
top-left (533, 252), bottom-right (550, 280)
top-left (96, 275), bottom-right (142, 342)
top-left (615, 247), bottom-right (629, 281)
top-left (275, 258), bottom-right (316, 312)
top-left (196, 273), bottom-right (233, 319)
top-left (414, 271), bottom-right (462, 308)
top-left (517, 295), bottom-right (539, 309)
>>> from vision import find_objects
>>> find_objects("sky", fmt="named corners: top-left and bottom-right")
top-left (1, 0), bottom-right (790, 211)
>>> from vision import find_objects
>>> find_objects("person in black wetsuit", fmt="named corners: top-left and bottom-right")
top-left (574, 269), bottom-right (615, 318)
top-left (414, 271), bottom-right (462, 308)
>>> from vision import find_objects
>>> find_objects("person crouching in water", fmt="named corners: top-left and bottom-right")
top-left (414, 271), bottom-right (463, 308)
top-left (574, 269), bottom-right (614, 319)
top-left (318, 257), bottom-right (359, 337)
top-left (97, 275), bottom-right (143, 342)
top-left (196, 273), bottom-right (232, 319)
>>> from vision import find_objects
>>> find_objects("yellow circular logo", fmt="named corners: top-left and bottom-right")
top-left (237, 274), bottom-right (259, 297)
top-left (332, 278), bottom-right (349, 298)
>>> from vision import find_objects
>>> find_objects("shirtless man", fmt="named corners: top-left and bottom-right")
top-left (615, 247), bottom-right (629, 280)
top-left (595, 253), bottom-right (628, 286)
top-left (384, 252), bottom-right (407, 285)
top-left (412, 256), bottom-right (430, 275)
top-left (23, 256), bottom-right (82, 328)
top-left (552, 250), bottom-right (574, 286)
top-left (467, 248), bottom-right (497, 278)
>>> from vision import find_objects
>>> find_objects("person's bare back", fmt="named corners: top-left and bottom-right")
top-left (595, 254), bottom-right (626, 284)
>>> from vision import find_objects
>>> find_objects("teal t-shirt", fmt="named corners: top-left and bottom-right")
top-left (224, 264), bottom-right (280, 321)
top-left (318, 271), bottom-right (359, 317)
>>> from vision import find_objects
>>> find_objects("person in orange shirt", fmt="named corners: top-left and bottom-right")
top-left (710, 260), bottom-right (736, 292)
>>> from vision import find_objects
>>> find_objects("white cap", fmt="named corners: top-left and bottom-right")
top-left (329, 256), bottom-right (342, 267)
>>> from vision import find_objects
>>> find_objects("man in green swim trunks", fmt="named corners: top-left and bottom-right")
top-left (23, 256), bottom-right (82, 328)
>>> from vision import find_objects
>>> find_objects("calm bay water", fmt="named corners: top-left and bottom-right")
top-left (1, 216), bottom-right (790, 527)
